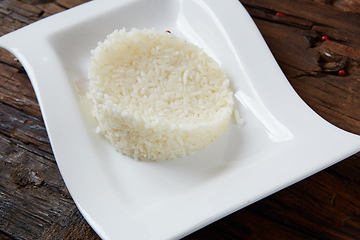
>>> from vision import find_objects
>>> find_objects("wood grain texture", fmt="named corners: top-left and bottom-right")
top-left (0, 0), bottom-right (359, 239)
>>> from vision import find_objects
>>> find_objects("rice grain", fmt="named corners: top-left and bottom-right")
top-left (88, 28), bottom-right (234, 161)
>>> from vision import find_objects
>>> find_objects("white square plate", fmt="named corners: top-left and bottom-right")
top-left (1, 0), bottom-right (360, 239)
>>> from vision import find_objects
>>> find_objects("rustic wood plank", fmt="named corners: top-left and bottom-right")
top-left (254, 18), bottom-right (321, 75)
top-left (0, 1), bottom-right (98, 239)
top-left (56, 0), bottom-right (88, 9)
top-left (241, 0), bottom-right (360, 48)
top-left (332, 0), bottom-right (360, 14)
top-left (0, 230), bottom-right (15, 240)
top-left (36, 3), bottom-right (66, 17)
top-left (0, 134), bottom-right (72, 238)
top-left (186, 0), bottom-right (360, 239)
top-left (244, 5), bottom-right (314, 29)
top-left (187, 153), bottom-right (360, 240)
top-left (0, 0), bottom-right (41, 24)
top-left (0, 0), bottom-right (359, 239)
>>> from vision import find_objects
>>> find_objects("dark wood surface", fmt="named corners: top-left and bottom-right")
top-left (1, 0), bottom-right (360, 239)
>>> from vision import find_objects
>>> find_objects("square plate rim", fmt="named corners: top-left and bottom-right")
top-left (1, 0), bottom-right (360, 239)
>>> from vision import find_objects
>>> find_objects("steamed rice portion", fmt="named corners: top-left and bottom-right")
top-left (88, 28), bottom-right (234, 161)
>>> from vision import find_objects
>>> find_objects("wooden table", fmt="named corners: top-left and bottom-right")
top-left (1, 0), bottom-right (359, 239)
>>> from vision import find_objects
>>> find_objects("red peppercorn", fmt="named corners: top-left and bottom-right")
top-left (276, 12), bottom-right (285, 16)
top-left (321, 35), bottom-right (328, 41)
top-left (166, 30), bottom-right (171, 33)
top-left (338, 69), bottom-right (346, 76)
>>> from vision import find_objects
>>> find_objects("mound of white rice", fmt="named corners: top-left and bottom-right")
top-left (88, 28), bottom-right (234, 161)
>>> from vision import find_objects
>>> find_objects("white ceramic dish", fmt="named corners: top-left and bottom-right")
top-left (1, 0), bottom-right (360, 239)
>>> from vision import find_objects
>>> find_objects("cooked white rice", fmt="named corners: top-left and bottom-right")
top-left (87, 28), bottom-right (234, 161)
